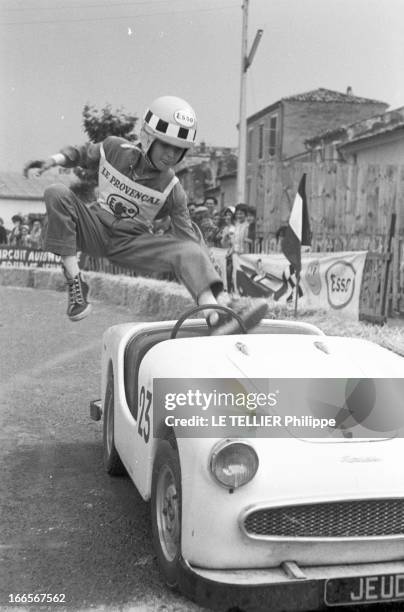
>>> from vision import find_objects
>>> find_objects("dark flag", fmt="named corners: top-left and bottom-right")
top-left (281, 173), bottom-right (311, 275)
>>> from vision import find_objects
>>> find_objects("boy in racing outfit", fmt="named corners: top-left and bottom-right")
top-left (23, 96), bottom-right (267, 332)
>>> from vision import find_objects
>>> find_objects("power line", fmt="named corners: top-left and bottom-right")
top-left (1, 4), bottom-right (239, 26)
top-left (3, 0), bottom-right (179, 12)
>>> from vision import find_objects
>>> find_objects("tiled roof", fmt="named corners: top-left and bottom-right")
top-left (306, 106), bottom-right (404, 147)
top-left (282, 88), bottom-right (387, 105)
top-left (345, 107), bottom-right (404, 141)
top-left (0, 170), bottom-right (75, 199)
top-left (247, 88), bottom-right (388, 124)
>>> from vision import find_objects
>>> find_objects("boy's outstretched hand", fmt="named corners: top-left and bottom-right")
top-left (23, 158), bottom-right (55, 178)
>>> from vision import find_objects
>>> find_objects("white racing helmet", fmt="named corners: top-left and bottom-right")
top-left (140, 95), bottom-right (197, 162)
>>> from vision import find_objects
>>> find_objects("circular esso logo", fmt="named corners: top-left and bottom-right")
top-left (304, 259), bottom-right (322, 295)
top-left (106, 194), bottom-right (139, 219)
top-left (174, 109), bottom-right (196, 128)
top-left (325, 260), bottom-right (356, 309)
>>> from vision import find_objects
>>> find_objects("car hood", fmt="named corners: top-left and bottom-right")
top-left (146, 334), bottom-right (404, 442)
top-left (152, 334), bottom-right (404, 378)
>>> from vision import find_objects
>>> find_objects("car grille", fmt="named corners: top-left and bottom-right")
top-left (243, 499), bottom-right (404, 538)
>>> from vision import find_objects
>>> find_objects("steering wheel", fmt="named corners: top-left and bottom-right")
top-left (170, 304), bottom-right (248, 339)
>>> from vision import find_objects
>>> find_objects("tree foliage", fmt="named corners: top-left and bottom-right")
top-left (71, 103), bottom-right (139, 201)
top-left (82, 103), bottom-right (138, 143)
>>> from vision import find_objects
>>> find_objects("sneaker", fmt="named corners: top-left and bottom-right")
top-left (211, 298), bottom-right (268, 336)
top-left (64, 272), bottom-right (92, 321)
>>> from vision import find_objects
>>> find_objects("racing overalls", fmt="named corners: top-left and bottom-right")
top-left (43, 136), bottom-right (223, 300)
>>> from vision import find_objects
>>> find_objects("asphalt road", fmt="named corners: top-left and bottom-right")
top-left (1, 286), bottom-right (402, 612)
top-left (0, 286), bottom-right (207, 612)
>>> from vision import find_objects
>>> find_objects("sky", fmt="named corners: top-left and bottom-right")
top-left (1, 0), bottom-right (404, 171)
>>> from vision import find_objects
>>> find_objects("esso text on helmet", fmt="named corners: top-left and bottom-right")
top-left (174, 109), bottom-right (196, 128)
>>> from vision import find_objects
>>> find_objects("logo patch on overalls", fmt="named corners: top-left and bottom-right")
top-left (107, 194), bottom-right (139, 219)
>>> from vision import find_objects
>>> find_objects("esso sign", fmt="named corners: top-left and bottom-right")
top-left (174, 109), bottom-right (196, 128)
top-left (325, 260), bottom-right (356, 309)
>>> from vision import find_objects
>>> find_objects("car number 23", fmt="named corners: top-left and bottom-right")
top-left (138, 386), bottom-right (152, 443)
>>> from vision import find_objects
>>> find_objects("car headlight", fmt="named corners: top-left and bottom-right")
top-left (209, 440), bottom-right (259, 490)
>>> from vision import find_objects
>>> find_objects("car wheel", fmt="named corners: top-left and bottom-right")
top-left (151, 440), bottom-right (183, 589)
top-left (103, 370), bottom-right (126, 476)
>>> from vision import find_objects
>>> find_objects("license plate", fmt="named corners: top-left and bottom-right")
top-left (325, 574), bottom-right (404, 606)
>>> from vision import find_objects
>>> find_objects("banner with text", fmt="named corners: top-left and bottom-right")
top-left (0, 247), bottom-right (61, 268)
top-left (229, 250), bottom-right (368, 318)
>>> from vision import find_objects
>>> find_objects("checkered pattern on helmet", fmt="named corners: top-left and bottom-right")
top-left (143, 109), bottom-right (196, 143)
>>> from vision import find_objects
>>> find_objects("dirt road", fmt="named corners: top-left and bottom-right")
top-left (0, 286), bottom-right (206, 611)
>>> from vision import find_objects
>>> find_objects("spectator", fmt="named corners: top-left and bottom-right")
top-left (193, 205), bottom-right (207, 228)
top-left (20, 225), bottom-right (31, 247)
top-left (187, 201), bottom-right (197, 221)
top-left (0, 218), bottom-right (8, 244)
top-left (9, 215), bottom-right (23, 246)
top-left (27, 219), bottom-right (44, 249)
top-left (232, 203), bottom-right (250, 255)
top-left (194, 205), bottom-right (217, 247)
top-left (246, 206), bottom-right (256, 253)
top-left (210, 210), bottom-right (223, 247)
top-left (212, 210), bottom-right (221, 226)
top-left (204, 196), bottom-right (218, 218)
top-left (219, 206), bottom-right (235, 249)
top-left (219, 207), bottom-right (236, 293)
top-left (211, 211), bottom-right (222, 246)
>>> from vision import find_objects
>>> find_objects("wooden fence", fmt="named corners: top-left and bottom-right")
top-left (251, 162), bottom-right (404, 239)
top-left (248, 162), bottom-right (404, 321)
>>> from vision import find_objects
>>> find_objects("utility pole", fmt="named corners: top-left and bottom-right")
top-left (237, 0), bottom-right (263, 204)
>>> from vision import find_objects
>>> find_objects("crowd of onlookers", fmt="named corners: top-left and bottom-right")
top-left (0, 215), bottom-right (45, 249)
top-left (187, 197), bottom-right (257, 254)
top-left (0, 199), bottom-right (257, 257)
top-left (1, 201), bottom-right (256, 291)
top-left (186, 197), bottom-right (257, 293)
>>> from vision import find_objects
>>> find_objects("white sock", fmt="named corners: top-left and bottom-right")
top-left (198, 289), bottom-right (219, 325)
top-left (62, 255), bottom-right (80, 280)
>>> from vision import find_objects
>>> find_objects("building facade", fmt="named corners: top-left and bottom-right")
top-left (176, 143), bottom-right (237, 207)
top-left (0, 169), bottom-right (75, 229)
top-left (246, 88), bottom-right (387, 163)
top-left (305, 107), bottom-right (404, 164)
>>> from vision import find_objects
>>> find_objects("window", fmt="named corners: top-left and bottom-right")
top-left (268, 115), bottom-right (278, 157)
top-left (258, 124), bottom-right (264, 159)
top-left (247, 129), bottom-right (253, 162)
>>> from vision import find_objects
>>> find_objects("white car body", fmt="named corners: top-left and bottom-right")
top-left (97, 317), bottom-right (404, 611)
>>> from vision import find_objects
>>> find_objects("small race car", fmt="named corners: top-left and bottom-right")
top-left (90, 305), bottom-right (404, 612)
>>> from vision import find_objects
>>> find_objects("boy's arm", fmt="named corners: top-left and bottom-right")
top-left (168, 182), bottom-right (199, 242)
top-left (23, 142), bottom-right (102, 177)
top-left (58, 142), bottom-right (102, 168)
